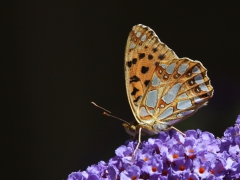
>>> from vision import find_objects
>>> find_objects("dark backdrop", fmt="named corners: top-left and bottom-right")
top-left (2, 1), bottom-right (240, 179)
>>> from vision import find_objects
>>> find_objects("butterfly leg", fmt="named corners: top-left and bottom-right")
top-left (130, 132), bottom-right (136, 140)
top-left (132, 127), bottom-right (142, 162)
top-left (165, 126), bottom-right (186, 137)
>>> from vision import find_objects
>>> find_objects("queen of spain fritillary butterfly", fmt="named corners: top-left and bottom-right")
top-left (122, 24), bottom-right (214, 156)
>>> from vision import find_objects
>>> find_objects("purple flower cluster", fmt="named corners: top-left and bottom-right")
top-left (68, 116), bottom-right (240, 180)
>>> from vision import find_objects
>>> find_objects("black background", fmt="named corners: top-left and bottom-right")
top-left (2, 1), bottom-right (240, 180)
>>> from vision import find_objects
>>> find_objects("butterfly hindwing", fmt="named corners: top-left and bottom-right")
top-left (138, 58), bottom-right (213, 126)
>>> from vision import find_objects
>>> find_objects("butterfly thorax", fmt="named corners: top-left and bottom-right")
top-left (122, 123), bottom-right (137, 137)
top-left (123, 121), bottom-right (169, 137)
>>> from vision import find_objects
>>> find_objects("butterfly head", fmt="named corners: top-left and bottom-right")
top-left (122, 123), bottom-right (137, 137)
top-left (123, 121), bottom-right (166, 137)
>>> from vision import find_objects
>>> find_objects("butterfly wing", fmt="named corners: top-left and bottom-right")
top-left (125, 24), bottom-right (213, 132)
top-left (139, 58), bottom-right (214, 130)
top-left (125, 24), bottom-right (178, 124)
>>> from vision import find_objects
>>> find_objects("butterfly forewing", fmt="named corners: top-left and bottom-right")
top-left (125, 24), bottom-right (213, 135)
top-left (125, 24), bottom-right (178, 123)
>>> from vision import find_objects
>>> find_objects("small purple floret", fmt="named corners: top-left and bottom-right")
top-left (67, 115), bottom-right (240, 179)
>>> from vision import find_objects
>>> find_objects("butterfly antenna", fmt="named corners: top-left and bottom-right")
top-left (103, 112), bottom-right (130, 125)
top-left (91, 102), bottom-right (130, 125)
top-left (91, 101), bottom-right (111, 113)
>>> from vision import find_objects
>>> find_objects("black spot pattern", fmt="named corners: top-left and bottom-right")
top-left (139, 53), bottom-right (145, 59)
top-left (186, 72), bottom-right (192, 77)
top-left (188, 79), bottom-right (194, 86)
top-left (126, 61), bottom-right (132, 68)
top-left (132, 58), bottom-right (137, 64)
top-left (131, 87), bottom-right (139, 95)
top-left (148, 54), bottom-right (153, 60)
top-left (144, 80), bottom-right (150, 86)
top-left (130, 75), bottom-right (140, 83)
top-left (153, 48), bottom-right (158, 53)
top-left (141, 66), bottom-right (149, 74)
top-left (158, 54), bottom-right (165, 60)
top-left (195, 86), bottom-right (201, 93)
top-left (163, 75), bottom-right (168, 80)
top-left (201, 93), bottom-right (210, 98)
top-left (133, 96), bottom-right (142, 103)
top-left (175, 74), bottom-right (179, 77)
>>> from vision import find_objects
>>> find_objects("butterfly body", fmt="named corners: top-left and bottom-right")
top-left (124, 24), bottom-right (213, 137)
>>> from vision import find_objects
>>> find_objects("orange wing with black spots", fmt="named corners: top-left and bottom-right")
top-left (125, 24), bottom-right (178, 124)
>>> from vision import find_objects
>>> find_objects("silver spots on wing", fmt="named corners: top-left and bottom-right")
top-left (141, 34), bottom-right (146, 41)
top-left (164, 119), bottom-right (181, 125)
top-left (153, 123), bottom-right (168, 132)
top-left (194, 96), bottom-right (203, 103)
top-left (166, 63), bottom-right (176, 74)
top-left (199, 83), bottom-right (208, 91)
top-left (177, 99), bottom-right (192, 110)
top-left (158, 107), bottom-right (173, 120)
top-left (136, 32), bottom-right (141, 37)
top-left (178, 93), bottom-right (188, 99)
top-left (140, 107), bottom-right (149, 117)
top-left (192, 66), bottom-right (201, 73)
top-left (130, 43), bottom-right (136, 49)
top-left (160, 64), bottom-right (167, 69)
top-left (178, 64), bottom-right (189, 74)
top-left (152, 73), bottom-right (160, 86)
top-left (162, 83), bottom-right (182, 104)
top-left (177, 110), bottom-right (194, 118)
top-left (146, 90), bottom-right (158, 108)
top-left (149, 109), bottom-right (154, 115)
top-left (194, 74), bottom-right (208, 91)
top-left (194, 74), bottom-right (204, 84)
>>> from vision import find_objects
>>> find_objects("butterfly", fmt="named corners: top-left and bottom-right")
top-left (123, 24), bottom-right (214, 157)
